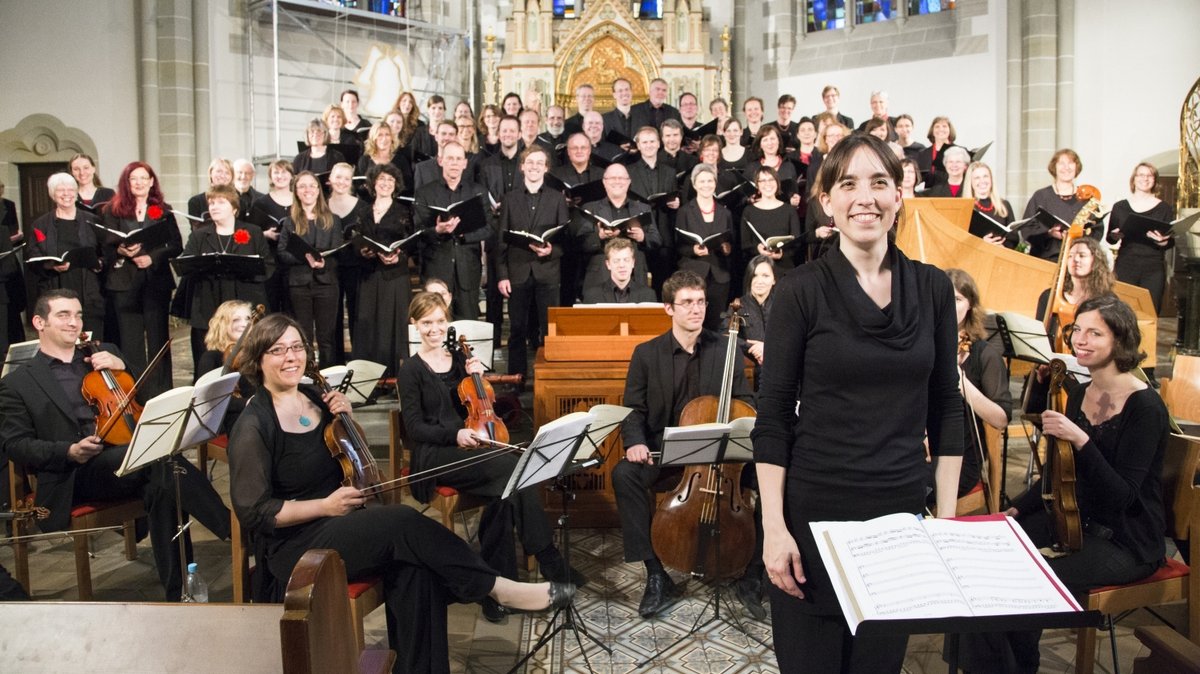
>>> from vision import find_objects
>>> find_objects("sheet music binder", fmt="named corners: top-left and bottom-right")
top-left (116, 372), bottom-right (240, 477)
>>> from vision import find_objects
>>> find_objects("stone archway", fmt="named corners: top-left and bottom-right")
top-left (0, 113), bottom-right (99, 223)
top-left (564, 35), bottom-right (652, 111)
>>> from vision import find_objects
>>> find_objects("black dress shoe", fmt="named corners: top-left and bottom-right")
top-left (481, 596), bottom-right (509, 624)
top-left (638, 571), bottom-right (680, 618)
top-left (734, 576), bottom-right (767, 621)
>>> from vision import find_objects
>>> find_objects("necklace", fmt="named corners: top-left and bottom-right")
top-left (698, 200), bottom-right (715, 215)
top-left (216, 232), bottom-right (233, 254)
top-left (975, 199), bottom-right (994, 213)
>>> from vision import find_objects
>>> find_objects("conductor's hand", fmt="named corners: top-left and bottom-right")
top-left (457, 428), bottom-right (481, 448)
top-left (68, 435), bottom-right (104, 464)
top-left (323, 486), bottom-right (366, 517)
top-left (763, 524), bottom-right (806, 599)
top-left (625, 443), bottom-right (653, 465)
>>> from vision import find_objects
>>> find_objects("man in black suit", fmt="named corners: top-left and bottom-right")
top-left (552, 133), bottom-right (606, 306)
top-left (767, 94), bottom-right (800, 152)
top-left (412, 121), bottom-right (462, 191)
top-left (563, 83), bottom-right (596, 138)
top-left (576, 163), bottom-right (659, 290)
top-left (603, 77), bottom-right (635, 144)
top-left (629, 78), bottom-right (682, 132)
top-left (579, 237), bottom-right (657, 304)
top-left (583, 111), bottom-right (626, 166)
top-left (497, 146), bottom-right (570, 379)
top-left (613, 270), bottom-right (752, 617)
top-left (0, 289), bottom-right (230, 601)
top-left (232, 159), bottom-right (262, 220)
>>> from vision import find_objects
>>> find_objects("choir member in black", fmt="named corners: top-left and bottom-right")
top-left (415, 141), bottom-right (490, 320)
top-left (327, 162), bottom-right (364, 362)
top-left (0, 289), bottom-right (231, 601)
top-left (746, 126), bottom-right (802, 210)
top-left (945, 269), bottom-right (1012, 498)
top-left (740, 96), bottom-right (766, 147)
top-left (322, 104), bottom-right (362, 151)
top-left (916, 116), bottom-right (958, 189)
top-left (232, 159), bottom-right (262, 221)
top-left (583, 111), bottom-right (624, 165)
top-left (899, 158), bottom-right (920, 199)
top-left (629, 126), bottom-right (682, 295)
top-left (553, 131), bottom-right (605, 191)
top-left (564, 83), bottom-right (595, 137)
top-left (496, 146), bottom-right (569, 379)
top-left (409, 94), bottom-right (448, 162)
top-left (1107, 161), bottom-right (1175, 314)
top-left (187, 158), bottom-right (234, 222)
top-left (1036, 236), bottom-right (1115, 347)
top-left (69, 153), bottom-right (116, 215)
top-left (518, 109), bottom-right (549, 159)
top-left (397, 293), bottom-right (582, 619)
top-left (383, 110), bottom-right (416, 190)
top-left (918, 145), bottom-right (969, 197)
top-left (500, 92), bottom-right (522, 118)
top-left (1022, 148), bottom-right (1102, 260)
top-left (478, 115), bottom-right (521, 349)
top-left (194, 299), bottom-right (254, 431)
top-left (742, 166), bottom-right (803, 271)
top-left (538, 105), bottom-right (568, 164)
top-left (678, 92), bottom-right (703, 144)
top-left (894, 114), bottom-right (925, 162)
top-left (27, 173), bottom-right (105, 339)
top-left (864, 117), bottom-right (905, 160)
top-left (455, 116), bottom-right (481, 157)
top-left (249, 159), bottom-right (293, 313)
top-left (180, 185), bottom-right (269, 368)
top-left (293, 119), bottom-right (346, 178)
top-left (709, 97), bottom-right (731, 129)
top-left (100, 161), bottom-right (180, 399)
top-left (604, 77), bottom-right (635, 142)
top-left (579, 237), bottom-right (658, 303)
top-left (767, 94), bottom-right (800, 147)
top-left (552, 133), bottom-right (605, 304)
top-left (676, 164), bottom-right (734, 329)
top-left (228, 313), bottom-right (572, 673)
top-left (720, 118), bottom-right (748, 170)
top-left (857, 91), bottom-right (898, 141)
top-left (793, 117), bottom-right (818, 181)
top-left (394, 91), bottom-right (424, 159)
top-left (411, 121), bottom-right (460, 192)
top-left (277, 171), bottom-right (343, 367)
top-left (338, 88), bottom-right (371, 136)
top-left (577, 163), bottom-right (660, 289)
top-left (964, 161), bottom-right (1018, 247)
top-left (738, 254), bottom-right (776, 390)
top-left (613, 270), bottom-right (754, 618)
top-left (955, 295), bottom-right (1168, 674)
top-left (629, 77), bottom-right (682, 132)
top-left (356, 121), bottom-right (411, 198)
top-left (751, 134), bottom-right (963, 673)
top-left (816, 85), bottom-right (854, 129)
top-left (659, 120), bottom-right (697, 178)
top-left (1, 179), bottom-right (25, 350)
top-left (353, 163), bottom-right (413, 371)
top-left (805, 120), bottom-right (848, 196)
top-left (477, 104), bottom-right (501, 156)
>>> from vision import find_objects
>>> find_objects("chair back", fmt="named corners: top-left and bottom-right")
top-left (1163, 433), bottom-right (1200, 541)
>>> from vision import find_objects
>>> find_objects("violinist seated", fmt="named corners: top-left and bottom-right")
top-left (194, 300), bottom-right (257, 433)
top-left (397, 292), bottom-right (584, 624)
top-left (227, 313), bottom-right (575, 674)
top-left (953, 296), bottom-right (1170, 674)
top-left (1034, 236), bottom-right (1114, 349)
top-left (614, 270), bottom-right (752, 619)
top-left (0, 289), bottom-right (231, 602)
top-left (578, 238), bottom-right (658, 304)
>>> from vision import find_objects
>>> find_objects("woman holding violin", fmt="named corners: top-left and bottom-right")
top-left (751, 134), bottom-right (964, 673)
top-left (397, 293), bottom-right (580, 623)
top-left (227, 313), bottom-right (574, 674)
top-left (954, 295), bottom-right (1169, 673)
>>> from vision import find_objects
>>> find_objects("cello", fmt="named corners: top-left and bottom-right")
top-left (1039, 359), bottom-right (1082, 553)
top-left (650, 299), bottom-right (757, 581)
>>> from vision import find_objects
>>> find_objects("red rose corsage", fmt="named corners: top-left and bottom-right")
top-left (147, 204), bottom-right (164, 220)
top-left (34, 228), bottom-right (46, 243)
top-left (233, 229), bottom-right (251, 245)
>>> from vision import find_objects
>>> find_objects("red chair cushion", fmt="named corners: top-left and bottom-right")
top-left (965, 481), bottom-right (984, 496)
top-left (348, 577), bottom-right (381, 599)
top-left (434, 486), bottom-right (459, 498)
top-left (70, 504), bottom-right (100, 518)
top-left (209, 435), bottom-right (228, 449)
top-left (1089, 557), bottom-right (1189, 594)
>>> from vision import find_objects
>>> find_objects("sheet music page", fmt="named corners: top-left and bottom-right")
top-left (178, 372), bottom-right (240, 447)
top-left (574, 404), bottom-right (632, 462)
top-left (726, 417), bottom-right (756, 462)
top-left (659, 423), bottom-right (734, 466)
top-left (118, 386), bottom-right (196, 476)
top-left (501, 412), bottom-right (594, 498)
top-left (923, 517), bottom-right (1080, 615)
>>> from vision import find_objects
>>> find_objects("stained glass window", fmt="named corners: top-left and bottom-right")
top-left (857, 0), bottom-right (893, 24)
top-left (909, 0), bottom-right (950, 15)
top-left (807, 0), bottom-right (847, 32)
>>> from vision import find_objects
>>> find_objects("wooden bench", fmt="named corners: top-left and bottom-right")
top-left (0, 548), bottom-right (393, 674)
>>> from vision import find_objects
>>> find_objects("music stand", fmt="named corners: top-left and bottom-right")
top-left (115, 372), bottom-right (240, 601)
top-left (636, 419), bottom-right (765, 668)
top-left (503, 411), bottom-right (614, 674)
top-left (2, 340), bottom-right (40, 378)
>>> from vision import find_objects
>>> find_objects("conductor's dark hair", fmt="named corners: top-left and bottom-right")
top-left (33, 289), bottom-right (81, 320)
top-left (1073, 294), bottom-right (1145, 373)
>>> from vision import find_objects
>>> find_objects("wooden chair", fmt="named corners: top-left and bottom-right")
top-left (6, 462), bottom-right (144, 601)
top-left (388, 408), bottom-right (488, 535)
top-left (1074, 433), bottom-right (1200, 674)
top-left (1161, 354), bottom-right (1200, 425)
top-left (955, 426), bottom-right (1005, 516)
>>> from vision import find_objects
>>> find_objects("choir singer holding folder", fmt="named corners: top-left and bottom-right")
top-left (750, 134), bottom-right (964, 673)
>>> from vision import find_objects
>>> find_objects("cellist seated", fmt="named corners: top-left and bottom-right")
top-left (952, 295), bottom-right (1170, 673)
top-left (613, 270), bottom-right (753, 619)
top-left (0, 289), bottom-right (231, 601)
top-left (396, 291), bottom-right (583, 624)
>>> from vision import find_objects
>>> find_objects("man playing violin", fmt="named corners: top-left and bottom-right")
top-left (0, 289), bottom-right (230, 601)
top-left (613, 270), bottom-right (752, 618)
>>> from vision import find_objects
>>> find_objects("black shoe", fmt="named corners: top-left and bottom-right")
top-left (548, 581), bottom-right (577, 610)
top-left (481, 596), bottom-right (509, 624)
top-left (638, 571), bottom-right (680, 619)
top-left (540, 557), bottom-right (589, 587)
top-left (734, 576), bottom-right (767, 621)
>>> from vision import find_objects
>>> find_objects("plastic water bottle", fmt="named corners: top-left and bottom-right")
top-left (186, 562), bottom-right (209, 603)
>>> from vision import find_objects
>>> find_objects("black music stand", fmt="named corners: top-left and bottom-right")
top-left (636, 421), bottom-right (766, 668)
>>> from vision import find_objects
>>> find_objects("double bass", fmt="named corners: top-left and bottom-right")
top-left (650, 300), bottom-right (757, 581)
top-left (1039, 359), bottom-right (1082, 553)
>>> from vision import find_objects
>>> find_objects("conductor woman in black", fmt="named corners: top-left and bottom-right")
top-left (751, 134), bottom-right (964, 673)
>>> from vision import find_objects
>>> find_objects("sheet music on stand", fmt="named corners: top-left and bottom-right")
top-left (301, 360), bottom-right (386, 405)
top-left (501, 412), bottom-right (595, 499)
top-left (658, 417), bottom-right (756, 466)
top-left (992, 312), bottom-right (1089, 381)
top-left (407, 320), bottom-right (495, 368)
top-left (2, 339), bottom-right (40, 377)
top-left (116, 372), bottom-right (241, 477)
top-left (572, 404), bottom-right (632, 462)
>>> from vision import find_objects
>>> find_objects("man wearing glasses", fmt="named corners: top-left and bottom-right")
top-left (576, 163), bottom-right (659, 290)
top-left (611, 270), bottom-right (752, 618)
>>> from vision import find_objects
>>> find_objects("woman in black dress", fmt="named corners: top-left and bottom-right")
top-left (27, 173), bottom-right (106, 338)
top-left (741, 166), bottom-right (802, 271)
top-left (228, 313), bottom-right (573, 674)
top-left (187, 158), bottom-right (234, 222)
top-left (352, 163), bottom-right (412, 371)
top-left (1106, 161), bottom-right (1175, 313)
top-left (917, 116), bottom-right (959, 188)
top-left (248, 160), bottom-right (294, 314)
top-left (720, 118), bottom-right (748, 169)
top-left (69, 153), bottom-right (116, 215)
top-left (677, 163), bottom-right (734, 329)
top-left (278, 171), bottom-right (343, 367)
top-left (752, 134), bottom-right (964, 673)
top-left (293, 119), bottom-right (345, 177)
top-left (100, 161), bottom-right (181, 399)
top-left (327, 162), bottom-right (364, 363)
top-left (738, 254), bottom-right (777, 389)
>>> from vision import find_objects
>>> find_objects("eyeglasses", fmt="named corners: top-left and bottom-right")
top-left (672, 299), bottom-right (708, 310)
top-left (265, 343), bottom-right (306, 357)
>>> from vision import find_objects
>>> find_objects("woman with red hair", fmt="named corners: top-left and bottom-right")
top-left (101, 161), bottom-right (181, 398)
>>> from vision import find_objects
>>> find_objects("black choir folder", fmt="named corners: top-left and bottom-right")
top-left (170, 253), bottom-right (266, 279)
top-left (811, 513), bottom-right (1095, 637)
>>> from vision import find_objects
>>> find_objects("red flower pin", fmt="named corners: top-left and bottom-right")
top-left (34, 228), bottom-right (46, 243)
top-left (147, 204), bottom-right (163, 220)
top-left (233, 229), bottom-right (251, 245)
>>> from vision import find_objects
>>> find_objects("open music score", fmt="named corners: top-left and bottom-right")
top-left (811, 513), bottom-right (1080, 635)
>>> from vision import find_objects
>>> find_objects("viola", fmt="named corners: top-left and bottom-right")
top-left (1039, 359), bottom-right (1082, 553)
top-left (451, 335), bottom-right (514, 446)
top-left (306, 362), bottom-right (386, 501)
top-left (79, 337), bottom-right (170, 446)
top-left (651, 299), bottom-right (757, 581)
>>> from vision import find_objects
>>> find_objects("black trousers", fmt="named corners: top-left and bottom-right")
top-left (73, 445), bottom-right (231, 601)
top-left (269, 505), bottom-right (498, 674)
top-left (0, 560), bottom-right (28, 601)
top-left (419, 445), bottom-right (555, 579)
top-left (611, 459), bottom-right (684, 563)
top-left (111, 287), bottom-right (173, 400)
top-left (952, 509), bottom-right (1161, 674)
top-left (506, 277), bottom-right (558, 378)
top-left (334, 263), bottom-right (361, 363)
top-left (1114, 253), bottom-right (1166, 314)
top-left (289, 281), bottom-right (339, 367)
top-left (702, 278), bottom-right (730, 332)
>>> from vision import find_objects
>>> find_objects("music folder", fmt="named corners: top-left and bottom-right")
top-left (543, 174), bottom-right (608, 204)
top-left (282, 231), bottom-right (351, 260)
top-left (683, 118), bottom-right (719, 142)
top-left (1119, 211), bottom-right (1198, 246)
top-left (968, 210), bottom-right (1014, 240)
top-left (170, 252), bottom-right (266, 279)
top-left (502, 224), bottom-right (566, 248)
top-left (26, 246), bottom-right (100, 269)
top-left (91, 218), bottom-right (176, 249)
top-left (427, 194), bottom-right (489, 236)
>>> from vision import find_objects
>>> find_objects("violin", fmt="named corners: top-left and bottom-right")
top-left (306, 362), bottom-right (386, 502)
top-left (79, 337), bottom-right (171, 446)
top-left (651, 299), bottom-right (757, 581)
top-left (1039, 359), bottom-right (1082, 553)
top-left (450, 335), bottom-right (516, 446)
